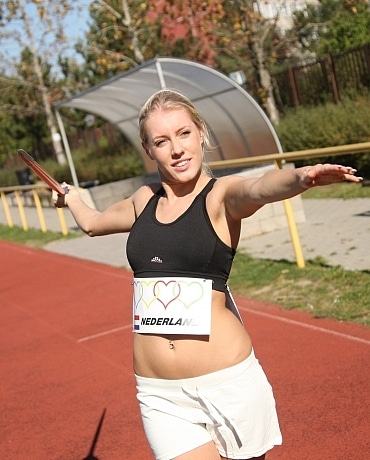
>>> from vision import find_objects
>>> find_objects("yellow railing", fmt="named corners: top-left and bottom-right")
top-left (1, 142), bottom-right (369, 265)
top-left (0, 183), bottom-right (69, 235)
top-left (208, 141), bottom-right (370, 170)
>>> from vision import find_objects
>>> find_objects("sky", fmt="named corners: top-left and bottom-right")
top-left (1, 0), bottom-right (92, 74)
top-left (65, 0), bottom-right (91, 56)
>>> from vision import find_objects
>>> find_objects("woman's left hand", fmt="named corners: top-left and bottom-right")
top-left (300, 164), bottom-right (363, 188)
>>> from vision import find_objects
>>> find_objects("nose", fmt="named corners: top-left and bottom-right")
top-left (171, 137), bottom-right (184, 156)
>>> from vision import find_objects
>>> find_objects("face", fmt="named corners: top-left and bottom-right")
top-left (143, 108), bottom-right (204, 184)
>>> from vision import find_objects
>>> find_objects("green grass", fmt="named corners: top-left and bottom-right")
top-left (0, 224), bottom-right (79, 249)
top-left (229, 254), bottom-right (370, 326)
top-left (302, 182), bottom-right (370, 199)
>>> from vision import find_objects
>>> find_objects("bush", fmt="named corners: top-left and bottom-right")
top-left (0, 168), bottom-right (21, 187)
top-left (276, 95), bottom-right (370, 179)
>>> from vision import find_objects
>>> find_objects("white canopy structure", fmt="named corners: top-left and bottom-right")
top-left (55, 57), bottom-right (282, 179)
top-left (54, 58), bottom-right (309, 269)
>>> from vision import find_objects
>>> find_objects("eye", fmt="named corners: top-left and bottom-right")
top-left (180, 130), bottom-right (191, 138)
top-left (154, 138), bottom-right (168, 148)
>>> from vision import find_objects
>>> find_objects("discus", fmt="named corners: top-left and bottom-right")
top-left (17, 149), bottom-right (67, 196)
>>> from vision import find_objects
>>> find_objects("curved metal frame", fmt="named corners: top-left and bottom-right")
top-left (55, 57), bottom-right (282, 175)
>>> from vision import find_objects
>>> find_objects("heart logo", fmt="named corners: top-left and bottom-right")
top-left (133, 280), bottom-right (143, 311)
top-left (153, 280), bottom-right (181, 309)
top-left (134, 280), bottom-right (158, 309)
top-left (176, 280), bottom-right (204, 309)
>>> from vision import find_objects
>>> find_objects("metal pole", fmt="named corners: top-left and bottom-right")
top-left (1, 192), bottom-right (14, 227)
top-left (55, 109), bottom-right (79, 188)
top-left (155, 60), bottom-right (166, 88)
top-left (32, 190), bottom-right (47, 232)
top-left (274, 159), bottom-right (305, 268)
top-left (14, 191), bottom-right (28, 231)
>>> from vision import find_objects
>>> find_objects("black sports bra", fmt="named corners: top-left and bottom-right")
top-left (126, 179), bottom-right (235, 292)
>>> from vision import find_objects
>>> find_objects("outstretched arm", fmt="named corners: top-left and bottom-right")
top-left (53, 184), bottom-right (137, 236)
top-left (225, 164), bottom-right (363, 220)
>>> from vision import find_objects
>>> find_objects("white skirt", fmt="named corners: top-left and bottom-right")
top-left (135, 349), bottom-right (282, 460)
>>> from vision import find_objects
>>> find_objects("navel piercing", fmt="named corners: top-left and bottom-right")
top-left (169, 340), bottom-right (174, 349)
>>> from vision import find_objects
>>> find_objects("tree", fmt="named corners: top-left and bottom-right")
top-left (147, 0), bottom-right (225, 66)
top-left (0, 0), bottom-right (83, 164)
top-left (319, 0), bottom-right (370, 55)
top-left (290, 0), bottom-right (370, 57)
top-left (146, 0), bottom-right (282, 123)
top-left (213, 1), bottom-right (282, 124)
top-left (76, 0), bottom-right (157, 83)
top-left (0, 75), bottom-right (26, 165)
top-left (74, 1), bottom-right (285, 123)
top-left (0, 50), bottom-right (52, 160)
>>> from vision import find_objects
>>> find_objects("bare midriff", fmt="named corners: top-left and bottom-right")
top-left (133, 290), bottom-right (252, 379)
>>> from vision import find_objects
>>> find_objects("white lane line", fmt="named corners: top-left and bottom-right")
top-left (77, 324), bottom-right (132, 343)
top-left (241, 307), bottom-right (370, 346)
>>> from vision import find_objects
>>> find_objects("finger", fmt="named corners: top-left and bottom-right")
top-left (61, 182), bottom-right (70, 193)
top-left (51, 190), bottom-right (59, 205)
top-left (344, 173), bottom-right (363, 182)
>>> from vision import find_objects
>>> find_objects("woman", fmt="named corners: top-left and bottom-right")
top-left (54, 89), bottom-right (362, 460)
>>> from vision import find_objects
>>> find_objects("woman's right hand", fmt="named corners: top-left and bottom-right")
top-left (52, 182), bottom-right (72, 208)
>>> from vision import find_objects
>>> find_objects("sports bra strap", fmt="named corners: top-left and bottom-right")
top-left (155, 186), bottom-right (165, 197)
top-left (199, 177), bottom-right (216, 196)
top-left (154, 178), bottom-right (216, 199)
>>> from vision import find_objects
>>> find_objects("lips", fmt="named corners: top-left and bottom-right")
top-left (173, 159), bottom-right (190, 168)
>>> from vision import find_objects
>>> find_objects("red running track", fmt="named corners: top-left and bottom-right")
top-left (1, 240), bottom-right (369, 459)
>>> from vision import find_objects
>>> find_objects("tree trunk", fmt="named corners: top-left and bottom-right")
top-left (21, 0), bottom-right (67, 165)
top-left (34, 58), bottom-right (66, 165)
top-left (121, 0), bottom-right (145, 64)
top-left (253, 39), bottom-right (280, 125)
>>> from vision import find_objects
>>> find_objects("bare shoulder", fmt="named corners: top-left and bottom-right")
top-left (206, 175), bottom-right (243, 216)
top-left (210, 174), bottom-right (261, 220)
top-left (210, 175), bottom-right (246, 200)
top-left (214, 175), bottom-right (245, 187)
top-left (132, 183), bottom-right (162, 216)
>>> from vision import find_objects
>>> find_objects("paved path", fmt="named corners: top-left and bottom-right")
top-left (241, 198), bottom-right (370, 271)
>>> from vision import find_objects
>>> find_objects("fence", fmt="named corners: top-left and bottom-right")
top-left (273, 43), bottom-right (370, 107)
top-left (0, 184), bottom-right (69, 235)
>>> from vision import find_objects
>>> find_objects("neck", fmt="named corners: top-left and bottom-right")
top-left (160, 173), bottom-right (210, 199)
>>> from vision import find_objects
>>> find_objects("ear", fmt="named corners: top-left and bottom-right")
top-left (200, 133), bottom-right (205, 147)
top-left (199, 124), bottom-right (206, 143)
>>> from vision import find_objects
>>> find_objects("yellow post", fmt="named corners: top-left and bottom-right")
top-left (1, 192), bottom-right (14, 228)
top-left (274, 160), bottom-right (305, 268)
top-left (32, 190), bottom-right (47, 233)
top-left (56, 207), bottom-right (69, 236)
top-left (14, 190), bottom-right (29, 231)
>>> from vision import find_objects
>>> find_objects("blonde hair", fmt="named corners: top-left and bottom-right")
top-left (139, 89), bottom-right (213, 175)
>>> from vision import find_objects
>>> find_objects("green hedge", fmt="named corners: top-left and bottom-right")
top-left (276, 95), bottom-right (370, 179)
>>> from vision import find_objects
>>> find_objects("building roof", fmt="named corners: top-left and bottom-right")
top-left (56, 57), bottom-right (282, 174)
